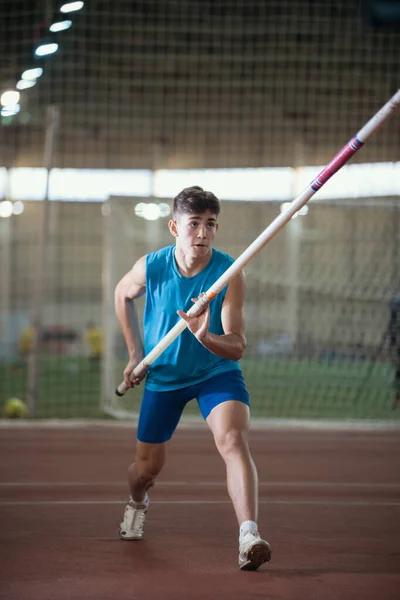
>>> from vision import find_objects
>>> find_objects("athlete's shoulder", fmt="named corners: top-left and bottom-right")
top-left (146, 245), bottom-right (174, 264)
top-left (212, 247), bottom-right (235, 266)
top-left (146, 246), bottom-right (175, 281)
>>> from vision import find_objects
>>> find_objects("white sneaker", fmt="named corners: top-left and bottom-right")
top-left (119, 497), bottom-right (148, 540)
top-left (238, 530), bottom-right (272, 571)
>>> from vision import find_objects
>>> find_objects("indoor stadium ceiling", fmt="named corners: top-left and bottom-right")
top-left (0, 0), bottom-right (399, 169)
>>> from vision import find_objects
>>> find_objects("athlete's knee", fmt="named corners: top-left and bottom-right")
top-left (214, 428), bottom-right (248, 458)
top-left (128, 461), bottom-right (161, 488)
top-left (132, 443), bottom-right (166, 481)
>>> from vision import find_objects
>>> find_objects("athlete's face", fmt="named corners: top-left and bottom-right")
top-left (169, 210), bottom-right (219, 257)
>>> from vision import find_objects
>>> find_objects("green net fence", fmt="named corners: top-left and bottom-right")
top-left (0, 0), bottom-right (399, 419)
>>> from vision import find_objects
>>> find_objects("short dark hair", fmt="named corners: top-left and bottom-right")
top-left (173, 186), bottom-right (221, 218)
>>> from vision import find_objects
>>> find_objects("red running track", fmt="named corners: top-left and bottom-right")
top-left (0, 424), bottom-right (399, 600)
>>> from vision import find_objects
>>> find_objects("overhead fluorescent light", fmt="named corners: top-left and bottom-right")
top-left (21, 68), bottom-right (43, 80)
top-left (60, 2), bottom-right (84, 13)
top-left (16, 79), bottom-right (37, 90)
top-left (35, 43), bottom-right (59, 57)
top-left (1, 90), bottom-right (20, 107)
top-left (49, 20), bottom-right (72, 32)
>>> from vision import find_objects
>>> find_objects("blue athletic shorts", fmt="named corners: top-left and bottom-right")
top-left (137, 369), bottom-right (250, 444)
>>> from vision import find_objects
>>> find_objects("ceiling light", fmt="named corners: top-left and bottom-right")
top-left (1, 90), bottom-right (20, 107)
top-left (1, 104), bottom-right (20, 117)
top-left (142, 203), bottom-right (161, 221)
top-left (12, 201), bottom-right (25, 216)
top-left (60, 2), bottom-right (84, 13)
top-left (49, 20), bottom-right (72, 32)
top-left (35, 43), bottom-right (59, 57)
top-left (16, 79), bottom-right (37, 90)
top-left (158, 203), bottom-right (171, 217)
top-left (21, 68), bottom-right (43, 80)
top-left (0, 201), bottom-right (14, 218)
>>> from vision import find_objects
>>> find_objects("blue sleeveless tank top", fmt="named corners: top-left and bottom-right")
top-left (144, 245), bottom-right (241, 391)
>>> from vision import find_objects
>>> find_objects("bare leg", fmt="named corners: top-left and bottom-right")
top-left (128, 440), bottom-right (166, 502)
top-left (206, 401), bottom-right (258, 525)
top-left (207, 400), bottom-right (271, 570)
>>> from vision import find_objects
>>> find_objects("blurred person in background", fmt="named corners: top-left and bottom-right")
top-left (18, 324), bottom-right (35, 361)
top-left (11, 323), bottom-right (36, 373)
top-left (84, 322), bottom-right (104, 372)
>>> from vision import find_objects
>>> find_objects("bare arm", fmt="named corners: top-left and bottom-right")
top-left (202, 271), bottom-right (247, 360)
top-left (114, 256), bottom-right (146, 382)
top-left (178, 272), bottom-right (247, 361)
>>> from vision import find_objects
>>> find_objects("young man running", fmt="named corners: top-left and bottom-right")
top-left (114, 186), bottom-right (271, 571)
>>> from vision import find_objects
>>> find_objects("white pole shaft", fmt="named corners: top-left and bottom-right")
top-left (116, 89), bottom-right (400, 396)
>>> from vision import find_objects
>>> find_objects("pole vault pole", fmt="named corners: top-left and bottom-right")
top-left (116, 89), bottom-right (400, 396)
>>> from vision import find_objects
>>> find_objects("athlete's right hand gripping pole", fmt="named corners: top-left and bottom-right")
top-left (116, 89), bottom-right (400, 397)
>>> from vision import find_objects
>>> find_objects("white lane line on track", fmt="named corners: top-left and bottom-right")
top-left (0, 481), bottom-right (399, 488)
top-left (0, 499), bottom-right (399, 507)
top-left (1, 418), bottom-right (400, 430)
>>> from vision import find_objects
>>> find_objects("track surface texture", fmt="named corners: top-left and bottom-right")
top-left (0, 424), bottom-right (399, 600)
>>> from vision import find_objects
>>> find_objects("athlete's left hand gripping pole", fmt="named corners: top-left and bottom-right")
top-left (116, 89), bottom-right (400, 397)
top-left (115, 293), bottom-right (211, 396)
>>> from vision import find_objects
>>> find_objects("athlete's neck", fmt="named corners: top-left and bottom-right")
top-left (174, 246), bottom-right (213, 278)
